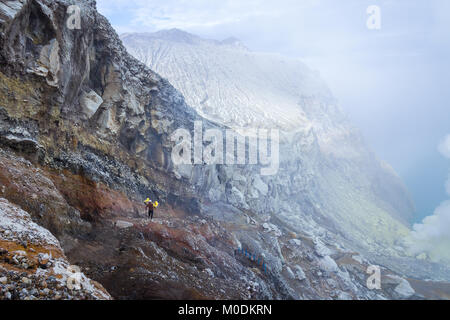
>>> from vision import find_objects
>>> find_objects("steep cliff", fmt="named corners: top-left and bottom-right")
top-left (0, 0), bottom-right (449, 300)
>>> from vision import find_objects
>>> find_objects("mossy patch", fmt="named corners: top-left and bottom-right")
top-left (0, 71), bottom-right (43, 119)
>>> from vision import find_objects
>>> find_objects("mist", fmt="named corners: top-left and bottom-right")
top-left (405, 135), bottom-right (450, 264)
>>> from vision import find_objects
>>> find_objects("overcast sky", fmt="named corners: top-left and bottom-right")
top-left (96, 0), bottom-right (450, 223)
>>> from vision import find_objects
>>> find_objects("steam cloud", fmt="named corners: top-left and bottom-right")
top-left (405, 134), bottom-right (450, 263)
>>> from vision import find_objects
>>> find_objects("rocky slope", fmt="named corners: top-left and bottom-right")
top-left (0, 0), bottom-right (449, 300)
top-left (121, 30), bottom-right (416, 258)
top-left (0, 197), bottom-right (111, 300)
top-left (122, 29), bottom-right (330, 130)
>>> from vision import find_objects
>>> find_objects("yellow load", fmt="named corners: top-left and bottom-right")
top-left (153, 201), bottom-right (159, 208)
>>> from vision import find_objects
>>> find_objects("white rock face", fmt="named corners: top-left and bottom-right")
top-left (0, 0), bottom-right (25, 21)
top-left (208, 188), bottom-right (223, 202)
top-left (39, 39), bottom-right (60, 87)
top-left (122, 29), bottom-right (335, 131)
top-left (383, 274), bottom-right (415, 299)
top-left (318, 256), bottom-right (339, 273)
top-left (393, 278), bottom-right (416, 299)
top-left (115, 220), bottom-right (134, 229)
top-left (0, 198), bottom-right (111, 299)
top-left (285, 266), bottom-right (295, 279)
top-left (81, 90), bottom-right (103, 118)
top-left (121, 29), bottom-right (420, 275)
top-left (252, 176), bottom-right (268, 196)
top-left (228, 187), bottom-right (248, 209)
top-left (204, 268), bottom-right (215, 278)
top-left (262, 223), bottom-right (282, 237)
top-left (294, 265), bottom-right (307, 281)
top-left (314, 239), bottom-right (333, 257)
top-left (337, 291), bottom-right (353, 300)
top-left (289, 239), bottom-right (302, 246)
top-left (0, 198), bottom-right (60, 247)
top-left (174, 164), bottom-right (193, 180)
